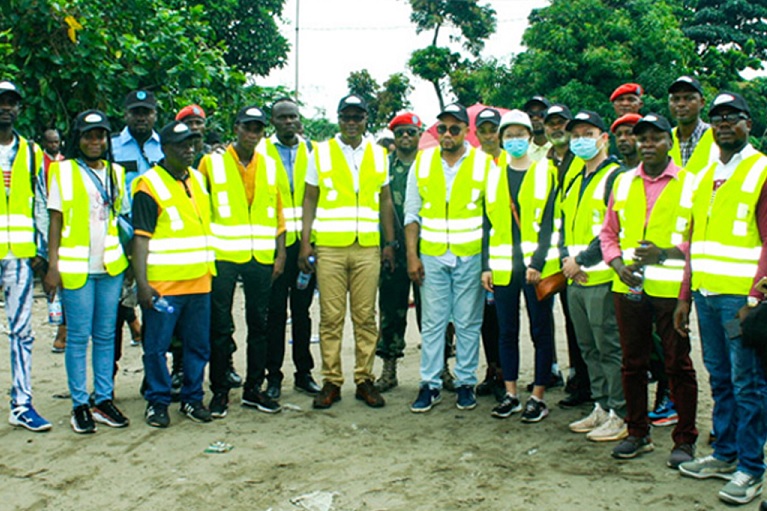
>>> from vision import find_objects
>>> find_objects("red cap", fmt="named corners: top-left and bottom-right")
top-left (610, 113), bottom-right (642, 133)
top-left (388, 112), bottom-right (422, 130)
top-left (175, 104), bottom-right (206, 121)
top-left (610, 83), bottom-right (643, 102)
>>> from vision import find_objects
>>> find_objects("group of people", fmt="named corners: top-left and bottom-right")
top-left (1, 73), bottom-right (766, 507)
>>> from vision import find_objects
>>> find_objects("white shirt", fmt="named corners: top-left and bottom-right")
top-left (528, 140), bottom-right (552, 162)
top-left (712, 143), bottom-right (759, 181)
top-left (304, 135), bottom-right (389, 191)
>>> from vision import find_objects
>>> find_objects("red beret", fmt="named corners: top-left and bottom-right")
top-left (175, 104), bottom-right (206, 121)
top-left (610, 83), bottom-right (643, 102)
top-left (388, 112), bottom-right (422, 130)
top-left (610, 113), bottom-right (643, 133)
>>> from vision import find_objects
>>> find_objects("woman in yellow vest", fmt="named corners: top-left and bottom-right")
top-left (44, 110), bottom-right (130, 434)
top-left (482, 110), bottom-right (558, 423)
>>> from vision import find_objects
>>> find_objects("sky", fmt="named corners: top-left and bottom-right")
top-left (263, 0), bottom-right (549, 126)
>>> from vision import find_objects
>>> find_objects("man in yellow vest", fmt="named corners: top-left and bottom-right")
top-left (405, 103), bottom-right (493, 413)
top-left (668, 76), bottom-right (717, 175)
top-left (600, 113), bottom-right (698, 465)
top-left (132, 121), bottom-right (216, 428)
top-left (0, 81), bottom-right (50, 432)
top-left (675, 92), bottom-right (767, 505)
top-left (299, 94), bottom-right (397, 409)
top-left (560, 111), bottom-right (627, 442)
top-left (263, 98), bottom-right (321, 399)
top-left (197, 105), bottom-right (286, 418)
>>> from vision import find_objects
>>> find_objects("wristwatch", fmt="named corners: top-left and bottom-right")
top-left (385, 240), bottom-right (400, 250)
top-left (747, 296), bottom-right (760, 308)
top-left (657, 249), bottom-right (668, 265)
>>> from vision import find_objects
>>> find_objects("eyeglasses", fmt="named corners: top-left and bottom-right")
top-left (339, 114), bottom-right (366, 123)
top-left (436, 124), bottom-right (463, 136)
top-left (394, 127), bottom-right (418, 138)
top-left (710, 112), bottom-right (749, 125)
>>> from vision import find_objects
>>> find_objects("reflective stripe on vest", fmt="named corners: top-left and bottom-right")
top-left (263, 136), bottom-right (309, 246)
top-left (0, 137), bottom-right (36, 258)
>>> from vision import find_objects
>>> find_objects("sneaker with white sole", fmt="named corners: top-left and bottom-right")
top-left (586, 409), bottom-right (628, 442)
top-left (521, 397), bottom-right (549, 423)
top-left (92, 400), bottom-right (129, 428)
top-left (719, 471), bottom-right (764, 505)
top-left (679, 454), bottom-right (737, 480)
top-left (70, 404), bottom-right (96, 434)
top-left (569, 402), bottom-right (608, 433)
top-left (491, 394), bottom-right (522, 419)
top-left (8, 403), bottom-right (52, 432)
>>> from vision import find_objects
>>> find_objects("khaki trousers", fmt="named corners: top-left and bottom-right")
top-left (315, 242), bottom-right (380, 386)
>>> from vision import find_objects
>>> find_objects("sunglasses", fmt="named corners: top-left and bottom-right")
top-left (526, 110), bottom-right (546, 118)
top-left (436, 124), bottom-right (463, 136)
top-left (339, 114), bottom-right (366, 123)
top-left (394, 127), bottom-right (418, 138)
top-left (710, 112), bottom-right (749, 125)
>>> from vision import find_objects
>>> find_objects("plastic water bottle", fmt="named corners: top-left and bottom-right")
top-left (296, 255), bottom-right (316, 290)
top-left (47, 292), bottom-right (63, 325)
top-left (486, 290), bottom-right (495, 305)
top-left (152, 296), bottom-right (175, 314)
top-left (627, 243), bottom-right (647, 301)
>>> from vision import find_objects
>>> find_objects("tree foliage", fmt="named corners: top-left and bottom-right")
top-left (346, 69), bottom-right (413, 133)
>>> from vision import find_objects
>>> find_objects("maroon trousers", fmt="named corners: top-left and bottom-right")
top-left (613, 292), bottom-right (698, 445)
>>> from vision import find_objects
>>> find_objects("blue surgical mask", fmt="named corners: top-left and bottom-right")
top-left (569, 137), bottom-right (600, 160)
top-left (503, 138), bottom-right (529, 158)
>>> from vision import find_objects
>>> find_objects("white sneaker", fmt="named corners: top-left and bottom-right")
top-left (569, 402), bottom-right (608, 433)
top-left (587, 409), bottom-right (628, 442)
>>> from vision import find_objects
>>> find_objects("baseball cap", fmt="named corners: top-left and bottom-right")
top-left (124, 90), bottom-right (157, 110)
top-left (566, 111), bottom-right (607, 132)
top-left (498, 110), bottom-right (533, 134)
top-left (235, 105), bottom-right (267, 125)
top-left (632, 113), bottom-right (672, 135)
top-left (709, 92), bottom-right (751, 117)
top-left (0, 81), bottom-right (22, 101)
top-left (388, 112), bottom-right (422, 130)
top-left (610, 83), bottom-right (643, 102)
top-left (610, 113), bottom-right (642, 133)
top-left (74, 110), bottom-right (111, 134)
top-left (159, 121), bottom-right (202, 145)
top-left (475, 108), bottom-right (501, 127)
top-left (668, 76), bottom-right (705, 96)
top-left (176, 104), bottom-right (207, 121)
top-left (523, 96), bottom-right (551, 111)
top-left (544, 104), bottom-right (573, 123)
top-left (337, 94), bottom-right (368, 113)
top-left (437, 103), bottom-right (469, 124)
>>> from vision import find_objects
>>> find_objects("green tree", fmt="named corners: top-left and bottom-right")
top-left (346, 69), bottom-right (412, 133)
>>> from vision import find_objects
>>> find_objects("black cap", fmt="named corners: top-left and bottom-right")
top-left (235, 105), bottom-right (267, 125)
top-left (337, 94), bottom-right (368, 113)
top-left (632, 113), bottom-right (672, 135)
top-left (124, 90), bottom-right (157, 110)
top-left (437, 103), bottom-right (469, 124)
top-left (523, 95), bottom-right (551, 112)
top-left (669, 76), bottom-right (704, 96)
top-left (709, 91), bottom-right (751, 117)
top-left (0, 81), bottom-right (22, 101)
top-left (74, 110), bottom-right (111, 134)
top-left (159, 121), bottom-right (202, 145)
top-left (544, 104), bottom-right (573, 123)
top-left (566, 111), bottom-right (607, 132)
top-left (475, 107), bottom-right (501, 127)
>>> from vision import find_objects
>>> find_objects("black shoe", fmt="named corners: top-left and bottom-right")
top-left (242, 388), bottom-right (282, 414)
top-left (145, 403), bottom-right (170, 428)
top-left (209, 392), bottom-right (229, 419)
top-left (558, 391), bottom-right (593, 409)
top-left (71, 404), bottom-right (96, 434)
top-left (170, 371), bottom-right (183, 403)
top-left (265, 382), bottom-right (281, 400)
top-left (226, 368), bottom-right (243, 389)
top-left (491, 394), bottom-right (522, 419)
top-left (180, 401), bottom-right (212, 423)
top-left (294, 373), bottom-right (321, 395)
top-left (612, 435), bottom-right (654, 459)
top-left (92, 399), bottom-right (130, 428)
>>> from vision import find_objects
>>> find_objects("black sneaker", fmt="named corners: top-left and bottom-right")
top-left (491, 394), bottom-right (522, 419)
top-left (265, 382), bottom-right (281, 400)
top-left (209, 392), bottom-right (229, 419)
top-left (521, 398), bottom-right (549, 423)
top-left (612, 435), bottom-right (654, 459)
top-left (145, 403), bottom-right (170, 428)
top-left (226, 368), bottom-right (243, 388)
top-left (71, 404), bottom-right (96, 434)
top-left (170, 371), bottom-right (183, 403)
top-left (92, 399), bottom-right (130, 428)
top-left (180, 401), bottom-right (212, 423)
top-left (242, 388), bottom-right (282, 414)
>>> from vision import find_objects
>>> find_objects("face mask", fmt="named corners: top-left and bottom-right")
top-left (570, 137), bottom-right (600, 160)
top-left (503, 138), bottom-right (530, 158)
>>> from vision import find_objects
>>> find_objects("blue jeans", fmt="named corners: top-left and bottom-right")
top-left (419, 254), bottom-right (483, 389)
top-left (61, 273), bottom-right (124, 408)
top-left (694, 292), bottom-right (767, 477)
top-left (142, 293), bottom-right (211, 406)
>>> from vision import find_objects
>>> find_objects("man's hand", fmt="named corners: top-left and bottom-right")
top-left (635, 241), bottom-right (662, 265)
top-left (298, 242), bottom-right (316, 273)
top-left (617, 263), bottom-right (642, 288)
top-left (526, 267), bottom-right (541, 285)
top-left (407, 253), bottom-right (424, 285)
top-left (272, 252), bottom-right (286, 282)
top-left (481, 271), bottom-right (493, 293)
top-left (673, 300), bottom-right (691, 337)
top-left (137, 283), bottom-right (160, 310)
top-left (43, 266), bottom-right (61, 298)
top-left (562, 257), bottom-right (581, 280)
top-left (382, 246), bottom-right (396, 273)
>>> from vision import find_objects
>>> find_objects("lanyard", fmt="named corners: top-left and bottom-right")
top-left (77, 159), bottom-right (113, 208)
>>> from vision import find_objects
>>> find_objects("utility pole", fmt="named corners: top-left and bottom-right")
top-left (295, 0), bottom-right (300, 100)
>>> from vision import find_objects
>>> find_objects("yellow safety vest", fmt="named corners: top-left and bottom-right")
top-left (204, 151), bottom-right (279, 264)
top-left (0, 137), bottom-right (38, 259)
top-left (415, 146), bottom-right (489, 257)
top-left (609, 167), bottom-right (695, 297)
top-left (486, 154), bottom-right (559, 286)
top-left (561, 161), bottom-right (620, 286)
top-left (313, 138), bottom-right (387, 247)
top-left (51, 160), bottom-right (128, 289)
top-left (134, 166), bottom-right (216, 282)
top-left (690, 152), bottom-right (767, 295)
top-left (670, 127), bottom-right (717, 175)
top-left (263, 136), bottom-right (309, 247)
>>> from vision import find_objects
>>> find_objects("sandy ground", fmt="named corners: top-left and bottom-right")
top-left (0, 284), bottom-right (757, 511)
